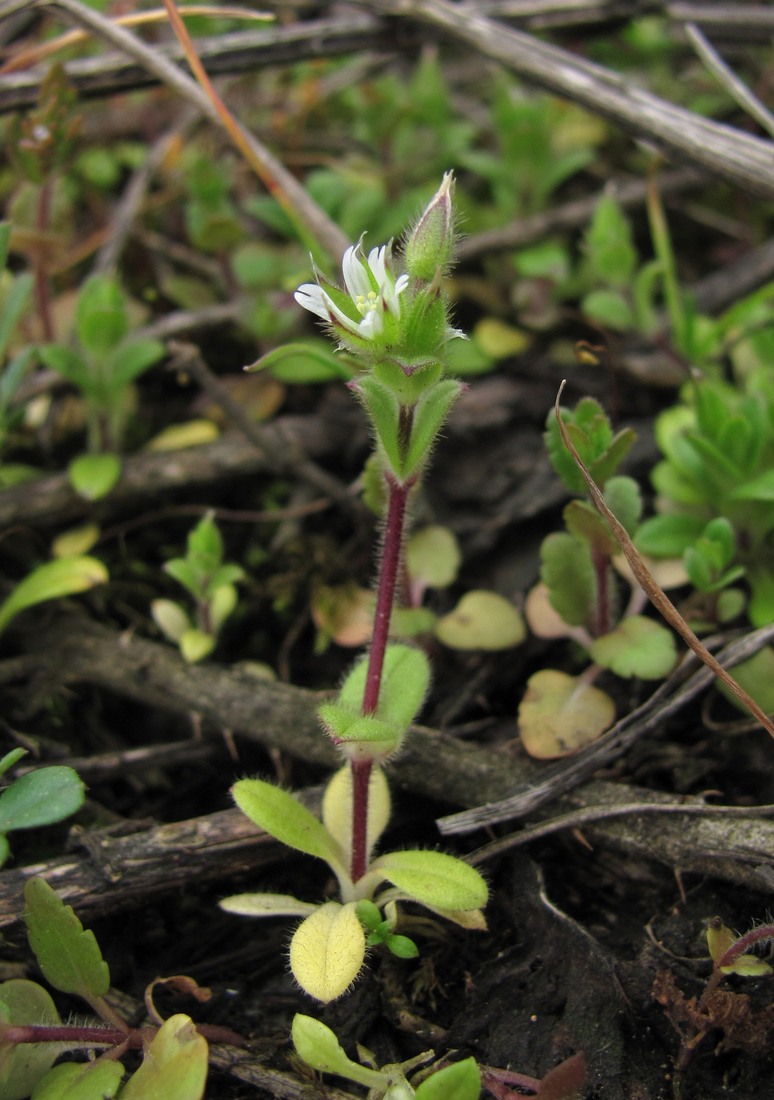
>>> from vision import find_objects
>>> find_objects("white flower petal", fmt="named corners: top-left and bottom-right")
top-left (294, 284), bottom-right (331, 321)
top-left (341, 244), bottom-right (371, 301)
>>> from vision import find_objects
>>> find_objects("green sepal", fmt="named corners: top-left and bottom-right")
top-left (589, 616), bottom-right (676, 679)
top-left (23, 878), bottom-right (110, 1003)
top-left (414, 1057), bottom-right (481, 1100)
top-left (0, 980), bottom-right (61, 1100)
top-left (232, 778), bottom-right (346, 876)
top-left (402, 379), bottom-right (462, 480)
top-left (371, 849), bottom-right (488, 911)
top-left (372, 358), bottom-right (442, 407)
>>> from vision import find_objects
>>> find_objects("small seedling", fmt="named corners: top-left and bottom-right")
top-left (151, 511), bottom-right (245, 663)
top-left (223, 177), bottom-right (489, 1001)
top-left (0, 877), bottom-right (211, 1099)
top-left (38, 273), bottom-right (165, 497)
top-left (292, 1013), bottom-right (481, 1100)
top-left (522, 395), bottom-right (676, 757)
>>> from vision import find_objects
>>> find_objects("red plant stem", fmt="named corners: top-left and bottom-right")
top-left (350, 456), bottom-right (413, 883)
top-left (0, 1023), bottom-right (145, 1047)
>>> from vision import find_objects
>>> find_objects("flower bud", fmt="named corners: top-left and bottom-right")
top-left (404, 171), bottom-right (455, 282)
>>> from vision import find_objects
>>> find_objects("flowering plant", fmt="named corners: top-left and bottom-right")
top-left (223, 175), bottom-right (489, 1002)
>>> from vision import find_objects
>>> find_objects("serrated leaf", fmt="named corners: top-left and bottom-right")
top-left (0, 767), bottom-right (84, 833)
top-left (0, 556), bottom-right (108, 635)
top-left (372, 850), bottom-right (488, 911)
top-left (232, 778), bottom-right (345, 874)
top-left (289, 903), bottom-right (366, 1002)
top-left (540, 532), bottom-right (595, 628)
top-left (589, 617), bottom-right (676, 679)
top-left (23, 878), bottom-right (110, 1003)
top-left (31, 1059), bottom-right (124, 1099)
top-left (119, 1014), bottom-right (208, 1100)
top-left (518, 669), bottom-right (615, 759)
top-left (219, 893), bottom-right (315, 918)
top-left (68, 453), bottom-right (121, 500)
top-left (434, 590), bottom-right (525, 650)
top-left (414, 1057), bottom-right (481, 1100)
top-left (0, 979), bottom-right (60, 1100)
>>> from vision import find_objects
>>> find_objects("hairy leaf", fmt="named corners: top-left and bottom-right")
top-left (232, 779), bottom-right (345, 874)
top-left (373, 850), bottom-right (488, 911)
top-left (23, 878), bottom-right (110, 1003)
top-left (289, 903), bottom-right (366, 1002)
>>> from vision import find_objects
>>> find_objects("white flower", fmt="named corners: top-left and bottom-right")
top-left (295, 238), bottom-right (408, 344)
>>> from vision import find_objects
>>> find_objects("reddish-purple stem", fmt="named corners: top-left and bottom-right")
top-left (34, 180), bottom-right (55, 343)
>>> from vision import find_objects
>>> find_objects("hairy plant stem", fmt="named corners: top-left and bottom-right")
top-left (351, 410), bottom-right (415, 883)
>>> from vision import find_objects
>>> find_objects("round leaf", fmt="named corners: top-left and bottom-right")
top-left (68, 453), bottom-right (121, 501)
top-left (407, 526), bottom-right (461, 590)
top-left (435, 590), bottom-right (525, 650)
top-left (518, 669), bottom-right (615, 759)
top-left (589, 616), bottom-right (676, 679)
top-left (0, 767), bottom-right (84, 833)
top-left (0, 980), bottom-right (61, 1100)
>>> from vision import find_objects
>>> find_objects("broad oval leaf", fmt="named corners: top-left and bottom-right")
top-left (435, 590), bottom-right (525, 650)
top-left (0, 766), bottom-right (84, 834)
top-left (68, 453), bottom-right (122, 501)
top-left (23, 878), bottom-right (110, 1003)
top-left (0, 980), bottom-right (60, 1100)
top-left (589, 616), bottom-right (676, 679)
top-left (289, 902), bottom-right (366, 1002)
top-left (407, 526), bottom-right (461, 590)
top-left (119, 1014), bottom-right (208, 1100)
top-left (373, 850), bottom-right (488, 911)
top-left (291, 1014), bottom-right (385, 1088)
top-left (232, 779), bottom-right (345, 874)
top-left (518, 669), bottom-right (615, 759)
top-left (322, 764), bottom-right (391, 863)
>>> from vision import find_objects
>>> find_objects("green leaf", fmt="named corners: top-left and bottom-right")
top-left (518, 669), bottom-right (615, 758)
top-left (0, 271), bottom-right (33, 365)
top-left (179, 628), bottom-right (215, 664)
top-left (748, 568), bottom-right (774, 627)
top-left (107, 338), bottom-right (165, 390)
top-left (0, 766), bottom-right (84, 833)
top-left (75, 275), bottom-right (129, 356)
top-left (0, 979), bottom-right (61, 1100)
top-left (322, 764), bottom-right (390, 866)
top-left (589, 616), bottom-right (676, 679)
top-left (249, 342), bottom-right (354, 383)
top-left (37, 344), bottom-right (90, 390)
top-left (414, 1057), bottom-right (481, 1100)
top-left (582, 192), bottom-right (637, 287)
top-left (635, 514), bottom-right (706, 557)
top-left (434, 590), bottom-right (525, 650)
top-left (31, 1060), bottom-right (124, 1099)
top-left (0, 556), bottom-right (108, 635)
top-left (119, 1014), bottom-right (208, 1100)
top-left (357, 376), bottom-right (402, 477)
top-left (540, 532), bottom-right (595, 628)
top-left (0, 749), bottom-right (26, 779)
top-left (372, 849), bottom-right (488, 911)
top-left (219, 892), bottom-right (315, 918)
top-left (68, 453), bottom-right (121, 500)
top-left (729, 469), bottom-right (774, 502)
top-left (604, 476), bottom-right (642, 535)
top-left (581, 289), bottom-right (634, 331)
top-left (232, 778), bottom-right (345, 873)
top-left (716, 647), bottom-right (774, 714)
top-left (289, 903), bottom-right (366, 1002)
top-left (151, 599), bottom-right (190, 644)
top-left (402, 379), bottom-right (462, 479)
top-left (291, 1014), bottom-right (386, 1089)
top-left (24, 878), bottom-right (110, 1003)
top-left (563, 500), bottom-right (617, 556)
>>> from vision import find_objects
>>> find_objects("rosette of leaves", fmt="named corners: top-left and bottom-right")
top-left (221, 645), bottom-right (488, 1003)
top-left (152, 511), bottom-right (244, 664)
top-left (523, 397), bottom-right (676, 758)
top-left (38, 274), bottom-right (165, 498)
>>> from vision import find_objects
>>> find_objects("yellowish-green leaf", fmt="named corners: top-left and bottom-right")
top-left (119, 1014), bottom-right (208, 1100)
top-left (435, 590), bottom-right (525, 650)
top-left (219, 893), bottom-right (315, 918)
top-left (0, 980), bottom-right (60, 1100)
top-left (372, 850), bottom-right (488, 911)
top-left (51, 523), bottom-right (100, 559)
top-left (707, 921), bottom-right (773, 977)
top-left (31, 1059), bottom-right (124, 1099)
top-left (473, 317), bottom-right (531, 359)
top-left (232, 778), bottom-right (345, 875)
top-left (589, 616), bottom-right (676, 679)
top-left (144, 419), bottom-right (219, 452)
top-left (68, 453), bottom-right (121, 500)
top-left (291, 1014), bottom-right (385, 1089)
top-left (518, 669), bottom-right (615, 759)
top-left (179, 628), bottom-right (215, 664)
top-left (289, 902), bottom-right (365, 1002)
top-left (407, 526), bottom-right (461, 590)
top-left (322, 764), bottom-right (390, 864)
top-left (151, 599), bottom-right (190, 644)
top-left (0, 557), bottom-right (108, 635)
